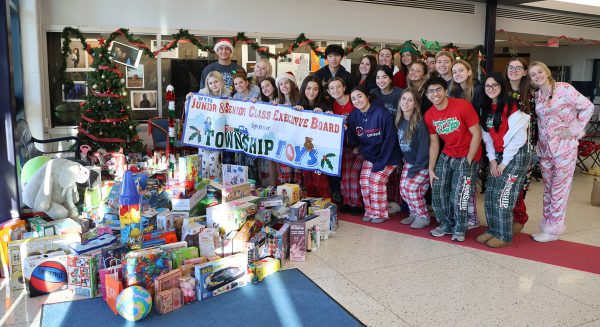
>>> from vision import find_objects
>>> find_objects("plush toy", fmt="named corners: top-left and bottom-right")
top-left (22, 158), bottom-right (90, 219)
top-left (178, 276), bottom-right (196, 303)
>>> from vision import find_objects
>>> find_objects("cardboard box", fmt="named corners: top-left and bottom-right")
top-left (262, 223), bottom-right (290, 265)
top-left (260, 196), bottom-right (285, 208)
top-left (222, 183), bottom-right (252, 202)
top-left (171, 247), bottom-right (199, 268)
top-left (0, 219), bottom-right (27, 277)
top-left (178, 154), bottom-right (201, 185)
top-left (222, 164), bottom-right (248, 186)
top-left (276, 184), bottom-right (300, 205)
top-left (289, 222), bottom-right (306, 262)
top-left (182, 222), bottom-right (205, 248)
top-left (206, 201), bottom-right (256, 234)
top-left (154, 267), bottom-right (182, 293)
top-left (50, 218), bottom-right (83, 235)
top-left (247, 231), bottom-right (267, 263)
top-left (198, 228), bottom-right (220, 257)
top-left (172, 187), bottom-right (207, 212)
top-left (171, 211), bottom-right (190, 235)
top-left (310, 208), bottom-right (331, 237)
top-left (23, 250), bottom-right (68, 297)
top-left (155, 288), bottom-right (183, 314)
top-left (289, 201), bottom-right (308, 222)
top-left (157, 212), bottom-right (174, 233)
top-left (252, 257), bottom-right (280, 281)
top-left (8, 233), bottom-right (81, 290)
top-left (67, 254), bottom-right (98, 297)
top-left (28, 217), bottom-right (54, 237)
top-left (233, 220), bottom-right (256, 254)
top-left (195, 253), bottom-right (249, 301)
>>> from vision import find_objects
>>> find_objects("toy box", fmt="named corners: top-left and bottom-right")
top-left (222, 164), bottom-right (248, 186)
top-left (171, 211), bottom-right (190, 235)
top-left (222, 183), bottom-right (252, 203)
top-left (154, 267), bottom-right (182, 293)
top-left (198, 228), bottom-right (220, 257)
top-left (289, 221), bottom-right (306, 262)
top-left (68, 234), bottom-right (117, 255)
top-left (178, 154), bottom-right (201, 185)
top-left (157, 212), bottom-right (174, 233)
top-left (310, 208), bottom-right (331, 238)
top-left (233, 220), bottom-right (256, 253)
top-left (179, 276), bottom-right (196, 303)
top-left (289, 201), bottom-right (308, 222)
top-left (171, 187), bottom-right (207, 212)
top-left (216, 231), bottom-right (237, 257)
top-left (262, 223), bottom-right (290, 265)
top-left (206, 201), bottom-right (257, 233)
top-left (49, 218), bottom-right (83, 235)
top-left (155, 287), bottom-right (184, 314)
top-left (172, 247), bottom-right (199, 268)
top-left (276, 183), bottom-right (300, 205)
top-left (144, 230), bottom-right (178, 244)
top-left (22, 250), bottom-right (68, 297)
top-left (8, 233), bottom-right (80, 290)
top-left (252, 257), bottom-right (280, 281)
top-left (28, 217), bottom-right (54, 237)
top-left (182, 222), bottom-right (205, 248)
top-left (67, 254), bottom-right (98, 297)
top-left (0, 219), bottom-right (27, 277)
top-left (247, 231), bottom-right (267, 263)
top-left (260, 195), bottom-right (285, 208)
top-left (195, 253), bottom-right (249, 301)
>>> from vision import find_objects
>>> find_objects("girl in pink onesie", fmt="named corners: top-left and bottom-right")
top-left (528, 61), bottom-right (594, 242)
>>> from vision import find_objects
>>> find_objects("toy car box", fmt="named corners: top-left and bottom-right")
top-left (194, 253), bottom-right (249, 301)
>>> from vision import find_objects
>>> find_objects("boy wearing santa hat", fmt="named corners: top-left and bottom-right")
top-left (200, 38), bottom-right (246, 92)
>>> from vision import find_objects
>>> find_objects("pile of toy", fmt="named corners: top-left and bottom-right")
top-left (0, 154), bottom-right (337, 322)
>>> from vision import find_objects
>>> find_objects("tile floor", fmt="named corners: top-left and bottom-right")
top-left (2, 170), bottom-right (600, 327)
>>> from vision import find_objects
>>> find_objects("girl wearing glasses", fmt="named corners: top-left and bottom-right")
top-left (504, 58), bottom-right (536, 235)
top-left (347, 86), bottom-right (402, 223)
top-left (477, 72), bottom-right (531, 248)
top-left (528, 61), bottom-right (594, 242)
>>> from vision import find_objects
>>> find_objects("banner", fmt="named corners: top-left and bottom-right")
top-left (182, 94), bottom-right (345, 176)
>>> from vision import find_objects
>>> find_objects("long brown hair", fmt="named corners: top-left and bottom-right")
top-left (276, 78), bottom-right (300, 105)
top-left (395, 88), bottom-right (423, 144)
top-left (504, 58), bottom-right (532, 114)
top-left (449, 60), bottom-right (475, 102)
top-left (407, 61), bottom-right (429, 94)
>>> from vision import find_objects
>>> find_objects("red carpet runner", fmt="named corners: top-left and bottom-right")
top-left (338, 213), bottom-right (600, 275)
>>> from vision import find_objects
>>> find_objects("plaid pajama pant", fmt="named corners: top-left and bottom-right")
top-left (387, 168), bottom-right (403, 204)
top-left (360, 161), bottom-right (396, 219)
top-left (340, 148), bottom-right (364, 207)
top-left (432, 154), bottom-right (479, 234)
top-left (399, 163), bottom-right (430, 219)
top-left (303, 170), bottom-right (332, 199)
top-left (484, 146), bottom-right (531, 242)
top-left (277, 163), bottom-right (303, 186)
top-left (539, 147), bottom-right (578, 235)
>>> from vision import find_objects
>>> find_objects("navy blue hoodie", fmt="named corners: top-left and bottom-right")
top-left (314, 65), bottom-right (352, 88)
top-left (347, 104), bottom-right (402, 172)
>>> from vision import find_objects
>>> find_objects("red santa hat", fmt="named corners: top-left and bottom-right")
top-left (213, 38), bottom-right (234, 53)
top-left (276, 71), bottom-right (297, 86)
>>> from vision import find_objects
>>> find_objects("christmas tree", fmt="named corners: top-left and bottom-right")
top-left (62, 31), bottom-right (144, 154)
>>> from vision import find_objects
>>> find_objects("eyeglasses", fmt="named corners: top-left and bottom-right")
top-left (426, 87), bottom-right (445, 95)
top-left (484, 83), bottom-right (500, 90)
top-left (507, 66), bottom-right (524, 72)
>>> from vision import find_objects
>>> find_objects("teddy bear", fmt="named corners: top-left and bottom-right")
top-left (22, 158), bottom-right (90, 219)
top-left (178, 276), bottom-right (196, 304)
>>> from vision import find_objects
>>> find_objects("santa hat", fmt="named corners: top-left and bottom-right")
top-left (213, 38), bottom-right (234, 53)
top-left (276, 71), bottom-right (297, 86)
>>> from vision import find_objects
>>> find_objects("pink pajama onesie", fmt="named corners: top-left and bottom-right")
top-left (535, 82), bottom-right (594, 235)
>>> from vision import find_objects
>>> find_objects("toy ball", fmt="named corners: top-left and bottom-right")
top-left (116, 286), bottom-right (152, 321)
top-left (30, 261), bottom-right (68, 293)
top-left (21, 155), bottom-right (52, 187)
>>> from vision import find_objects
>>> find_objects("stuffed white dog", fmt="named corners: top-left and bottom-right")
top-left (22, 158), bottom-right (90, 219)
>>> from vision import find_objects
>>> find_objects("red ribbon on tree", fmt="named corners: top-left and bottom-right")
top-left (78, 128), bottom-right (139, 143)
top-left (92, 90), bottom-right (124, 98)
top-left (98, 65), bottom-right (124, 77)
top-left (80, 113), bottom-right (129, 123)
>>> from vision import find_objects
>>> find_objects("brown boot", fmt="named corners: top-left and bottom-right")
top-left (476, 233), bottom-right (494, 244)
top-left (486, 237), bottom-right (512, 248)
top-left (512, 223), bottom-right (524, 235)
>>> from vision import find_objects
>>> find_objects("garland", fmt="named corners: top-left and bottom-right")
top-left (498, 29), bottom-right (600, 47)
top-left (165, 85), bottom-right (177, 178)
top-left (60, 27), bottom-right (488, 89)
top-left (78, 127), bottom-right (140, 143)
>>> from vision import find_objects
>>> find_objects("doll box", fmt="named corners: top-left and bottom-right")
top-left (289, 222), bottom-right (306, 262)
top-left (177, 154), bottom-right (201, 185)
top-left (253, 257), bottom-right (280, 281)
top-left (289, 201), bottom-right (308, 222)
top-left (67, 254), bottom-right (98, 297)
top-left (23, 250), bottom-right (68, 297)
top-left (194, 253), bottom-right (249, 301)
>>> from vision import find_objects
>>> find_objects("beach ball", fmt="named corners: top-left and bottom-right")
top-left (116, 286), bottom-right (152, 321)
top-left (21, 155), bottom-right (52, 187)
top-left (30, 261), bottom-right (68, 293)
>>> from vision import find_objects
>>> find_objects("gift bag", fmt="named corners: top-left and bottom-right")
top-left (105, 269), bottom-right (123, 315)
top-left (99, 261), bottom-right (122, 300)
top-left (592, 178), bottom-right (600, 207)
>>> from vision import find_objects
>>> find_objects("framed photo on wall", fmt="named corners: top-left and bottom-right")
top-left (151, 40), bottom-right (179, 59)
top-left (126, 64), bottom-right (145, 88)
top-left (108, 41), bottom-right (143, 68)
top-left (131, 90), bottom-right (157, 110)
top-left (62, 81), bottom-right (88, 102)
top-left (63, 39), bottom-right (93, 72)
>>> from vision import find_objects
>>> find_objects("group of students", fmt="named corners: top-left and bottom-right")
top-left (190, 38), bottom-right (594, 246)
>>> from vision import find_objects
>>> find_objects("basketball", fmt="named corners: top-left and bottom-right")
top-left (29, 260), bottom-right (68, 293)
top-left (116, 286), bottom-right (152, 321)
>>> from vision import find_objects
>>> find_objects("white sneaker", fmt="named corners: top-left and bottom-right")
top-left (533, 233), bottom-right (559, 242)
